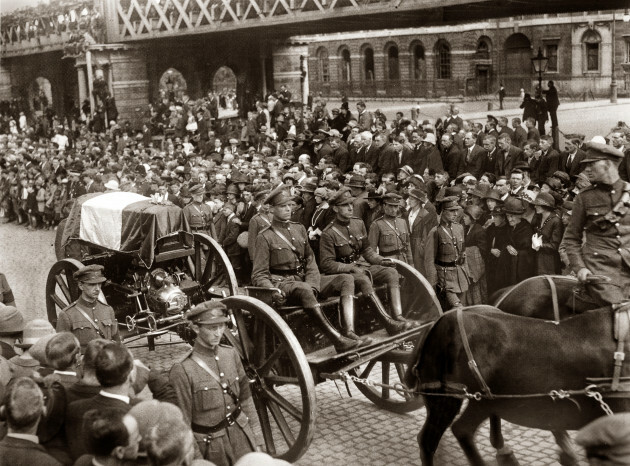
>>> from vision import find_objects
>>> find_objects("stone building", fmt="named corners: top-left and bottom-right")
top-left (296, 10), bottom-right (630, 99)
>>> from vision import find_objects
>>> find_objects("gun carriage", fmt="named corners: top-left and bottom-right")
top-left (46, 191), bottom-right (442, 462)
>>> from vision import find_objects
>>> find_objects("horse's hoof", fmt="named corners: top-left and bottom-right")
top-left (496, 452), bottom-right (520, 466)
top-left (559, 452), bottom-right (579, 466)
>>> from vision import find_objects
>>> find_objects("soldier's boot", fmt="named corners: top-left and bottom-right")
top-left (340, 295), bottom-right (373, 346)
top-left (307, 304), bottom-right (359, 353)
top-left (389, 286), bottom-right (421, 327)
top-left (368, 292), bottom-right (411, 335)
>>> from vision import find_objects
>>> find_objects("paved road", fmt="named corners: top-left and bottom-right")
top-left (0, 220), bottom-right (592, 465)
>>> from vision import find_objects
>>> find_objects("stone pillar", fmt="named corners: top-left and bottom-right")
top-left (77, 66), bottom-right (87, 107)
top-left (0, 63), bottom-right (14, 101)
top-left (272, 42), bottom-right (308, 103)
top-left (108, 47), bottom-right (150, 128)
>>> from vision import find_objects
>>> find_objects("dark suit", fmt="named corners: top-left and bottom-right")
top-left (441, 145), bottom-right (466, 180)
top-left (414, 145), bottom-right (443, 176)
top-left (408, 202), bottom-right (439, 276)
top-left (0, 435), bottom-right (61, 466)
top-left (464, 144), bottom-right (486, 179)
top-left (495, 145), bottom-right (524, 178)
top-left (536, 149), bottom-right (561, 184)
top-left (331, 146), bottom-right (351, 174)
top-left (65, 393), bottom-right (135, 460)
top-left (560, 149), bottom-right (586, 178)
top-left (362, 144), bottom-right (381, 173)
top-left (513, 126), bottom-right (528, 148)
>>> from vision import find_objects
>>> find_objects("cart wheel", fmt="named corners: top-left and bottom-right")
top-left (391, 259), bottom-right (443, 321)
top-left (221, 295), bottom-right (316, 463)
top-left (54, 218), bottom-right (66, 260)
top-left (350, 347), bottom-right (424, 414)
top-left (187, 233), bottom-right (238, 297)
top-left (45, 259), bottom-right (85, 327)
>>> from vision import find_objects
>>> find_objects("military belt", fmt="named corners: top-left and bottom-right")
top-left (270, 266), bottom-right (305, 276)
top-left (339, 253), bottom-right (360, 264)
top-left (191, 405), bottom-right (242, 436)
top-left (435, 258), bottom-right (465, 267)
top-left (381, 249), bottom-right (404, 257)
top-left (190, 226), bottom-right (208, 231)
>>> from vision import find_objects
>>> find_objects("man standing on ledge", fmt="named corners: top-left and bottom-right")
top-left (56, 265), bottom-right (120, 352)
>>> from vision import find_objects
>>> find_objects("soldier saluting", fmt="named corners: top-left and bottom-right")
top-left (251, 184), bottom-right (369, 352)
top-left (368, 192), bottom-right (413, 266)
top-left (183, 184), bottom-right (217, 239)
top-left (56, 265), bottom-right (120, 352)
top-left (562, 141), bottom-right (630, 307)
top-left (170, 301), bottom-right (262, 465)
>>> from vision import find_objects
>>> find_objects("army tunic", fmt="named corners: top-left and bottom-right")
top-left (184, 201), bottom-right (217, 239)
top-left (56, 296), bottom-right (119, 351)
top-left (424, 221), bottom-right (469, 307)
top-left (368, 215), bottom-right (413, 265)
top-left (169, 343), bottom-right (260, 465)
top-left (247, 211), bottom-right (271, 261)
top-left (319, 217), bottom-right (398, 295)
top-left (562, 178), bottom-right (630, 305)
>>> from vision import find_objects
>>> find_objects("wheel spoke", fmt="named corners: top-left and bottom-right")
top-left (253, 395), bottom-right (276, 455)
top-left (382, 362), bottom-right (390, 399)
top-left (258, 343), bottom-right (287, 377)
top-left (263, 387), bottom-right (303, 422)
top-left (55, 274), bottom-right (72, 302)
top-left (231, 309), bottom-right (252, 363)
top-left (265, 375), bottom-right (300, 385)
top-left (51, 293), bottom-right (67, 310)
top-left (201, 248), bottom-right (214, 284)
top-left (187, 256), bottom-right (196, 280)
top-left (359, 360), bottom-right (377, 379)
top-left (395, 363), bottom-right (413, 401)
top-left (266, 395), bottom-right (296, 446)
top-left (195, 241), bottom-right (202, 281)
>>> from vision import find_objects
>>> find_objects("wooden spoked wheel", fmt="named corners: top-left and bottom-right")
top-left (350, 259), bottom-right (442, 414)
top-left (221, 295), bottom-right (316, 463)
top-left (45, 258), bottom-right (85, 327)
top-left (185, 233), bottom-right (238, 298)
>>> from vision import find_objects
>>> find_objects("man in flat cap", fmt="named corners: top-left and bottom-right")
top-left (319, 188), bottom-right (414, 335)
top-left (424, 196), bottom-right (469, 309)
top-left (56, 265), bottom-right (120, 352)
top-left (252, 185), bottom-right (368, 352)
top-left (183, 184), bottom-right (216, 239)
top-left (170, 300), bottom-right (262, 465)
top-left (368, 193), bottom-right (413, 266)
top-left (562, 141), bottom-right (630, 308)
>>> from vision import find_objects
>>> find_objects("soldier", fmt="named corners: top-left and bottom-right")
top-left (424, 196), bottom-right (470, 309)
top-left (183, 184), bottom-right (216, 239)
top-left (368, 193), bottom-right (413, 266)
top-left (562, 141), bottom-right (630, 307)
top-left (56, 265), bottom-right (120, 352)
top-left (247, 190), bottom-right (271, 261)
top-left (319, 188), bottom-right (414, 335)
top-left (251, 185), bottom-right (369, 352)
top-left (169, 301), bottom-right (262, 465)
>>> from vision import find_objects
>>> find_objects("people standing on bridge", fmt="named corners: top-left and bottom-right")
top-left (56, 265), bottom-right (121, 352)
top-left (561, 141), bottom-right (630, 307)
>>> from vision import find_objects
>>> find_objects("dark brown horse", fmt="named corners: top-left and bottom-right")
top-left (407, 305), bottom-right (630, 466)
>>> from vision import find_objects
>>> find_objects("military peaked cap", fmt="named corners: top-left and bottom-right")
top-left (264, 184), bottom-right (292, 206)
top-left (186, 300), bottom-right (230, 325)
top-left (329, 187), bottom-right (355, 206)
top-left (73, 265), bottom-right (107, 284)
top-left (581, 142), bottom-right (624, 164)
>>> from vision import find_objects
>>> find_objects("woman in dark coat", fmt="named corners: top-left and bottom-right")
top-left (462, 205), bottom-right (489, 305)
top-left (486, 206), bottom-right (511, 296)
top-left (503, 196), bottom-right (535, 286)
top-left (532, 192), bottom-right (563, 275)
top-left (519, 93), bottom-right (537, 123)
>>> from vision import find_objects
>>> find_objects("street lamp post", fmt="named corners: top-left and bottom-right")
top-left (531, 47), bottom-right (548, 97)
top-left (612, 10), bottom-right (618, 104)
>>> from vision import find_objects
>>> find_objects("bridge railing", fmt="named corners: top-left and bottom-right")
top-left (0, 0), bottom-right (99, 57)
top-left (310, 79), bottom-right (467, 99)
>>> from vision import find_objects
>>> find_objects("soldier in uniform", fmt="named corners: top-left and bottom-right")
top-left (183, 184), bottom-right (216, 239)
top-left (368, 193), bottom-right (413, 266)
top-left (319, 188), bottom-right (414, 335)
top-left (424, 196), bottom-right (470, 309)
top-left (56, 265), bottom-right (120, 352)
top-left (67, 170), bottom-right (86, 200)
top-left (169, 301), bottom-right (262, 465)
top-left (252, 185), bottom-right (369, 352)
top-left (247, 190), bottom-right (271, 261)
top-left (562, 141), bottom-right (630, 307)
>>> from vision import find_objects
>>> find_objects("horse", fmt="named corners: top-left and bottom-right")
top-left (406, 305), bottom-right (630, 466)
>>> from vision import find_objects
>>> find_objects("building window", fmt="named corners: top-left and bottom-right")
top-left (317, 48), bottom-right (330, 82)
top-left (476, 36), bottom-right (491, 59)
top-left (340, 48), bottom-right (351, 82)
top-left (582, 30), bottom-right (601, 72)
top-left (545, 43), bottom-right (558, 72)
top-left (363, 47), bottom-right (375, 81)
top-left (412, 43), bottom-right (425, 80)
top-left (387, 44), bottom-right (400, 80)
top-left (625, 39), bottom-right (630, 63)
top-left (436, 40), bottom-right (451, 79)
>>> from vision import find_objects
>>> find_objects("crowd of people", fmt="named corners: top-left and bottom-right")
top-left (2, 79), bottom-right (630, 463)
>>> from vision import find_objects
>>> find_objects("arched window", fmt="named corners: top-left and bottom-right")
top-left (386, 44), bottom-right (400, 80)
top-left (582, 30), bottom-right (601, 72)
top-left (435, 40), bottom-right (451, 79)
top-left (476, 36), bottom-right (492, 58)
top-left (340, 48), bottom-right (352, 82)
top-left (159, 68), bottom-right (187, 101)
top-left (363, 46), bottom-right (375, 81)
top-left (411, 42), bottom-right (425, 80)
top-left (317, 47), bottom-right (330, 82)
